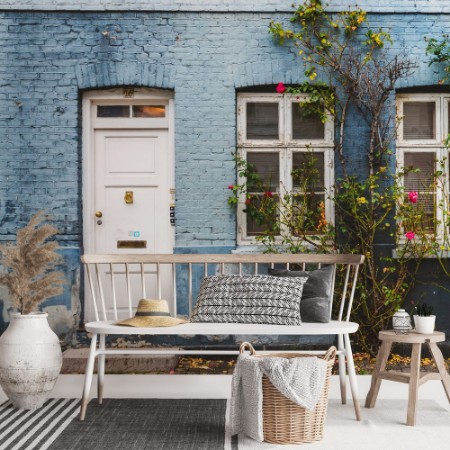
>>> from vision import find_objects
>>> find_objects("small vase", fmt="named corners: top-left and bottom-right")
top-left (0, 312), bottom-right (62, 410)
top-left (413, 315), bottom-right (436, 334)
top-left (392, 309), bottom-right (411, 334)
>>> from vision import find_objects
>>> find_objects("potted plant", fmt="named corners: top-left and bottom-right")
top-left (411, 302), bottom-right (435, 334)
top-left (0, 211), bottom-right (66, 410)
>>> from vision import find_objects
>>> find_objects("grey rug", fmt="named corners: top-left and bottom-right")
top-left (1, 398), bottom-right (449, 450)
top-left (1, 398), bottom-right (230, 450)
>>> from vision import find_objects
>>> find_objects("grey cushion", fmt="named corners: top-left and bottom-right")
top-left (190, 275), bottom-right (308, 325)
top-left (268, 265), bottom-right (335, 323)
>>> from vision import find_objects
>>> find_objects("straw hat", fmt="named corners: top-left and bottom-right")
top-left (116, 299), bottom-right (188, 327)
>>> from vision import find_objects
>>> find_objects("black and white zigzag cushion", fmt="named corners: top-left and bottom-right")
top-left (190, 275), bottom-right (308, 325)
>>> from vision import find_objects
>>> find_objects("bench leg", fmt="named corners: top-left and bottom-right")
top-left (428, 342), bottom-right (450, 403)
top-left (80, 333), bottom-right (98, 421)
top-left (97, 334), bottom-right (106, 405)
top-left (344, 333), bottom-right (362, 421)
top-left (338, 334), bottom-right (347, 405)
top-left (365, 340), bottom-right (392, 408)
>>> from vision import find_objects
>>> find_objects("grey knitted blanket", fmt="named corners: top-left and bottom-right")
top-left (228, 354), bottom-right (327, 442)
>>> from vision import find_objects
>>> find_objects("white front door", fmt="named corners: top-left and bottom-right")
top-left (94, 129), bottom-right (171, 254)
top-left (82, 89), bottom-right (175, 321)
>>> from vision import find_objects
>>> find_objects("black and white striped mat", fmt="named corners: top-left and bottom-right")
top-left (0, 398), bottom-right (80, 450)
top-left (0, 399), bottom-right (229, 450)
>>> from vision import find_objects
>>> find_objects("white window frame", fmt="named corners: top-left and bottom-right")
top-left (396, 93), bottom-right (450, 244)
top-left (236, 92), bottom-right (334, 245)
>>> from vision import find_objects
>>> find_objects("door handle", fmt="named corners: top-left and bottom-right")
top-left (95, 211), bottom-right (103, 218)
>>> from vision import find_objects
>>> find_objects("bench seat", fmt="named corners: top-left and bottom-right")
top-left (85, 320), bottom-right (359, 336)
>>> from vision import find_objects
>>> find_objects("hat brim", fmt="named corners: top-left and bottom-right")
top-left (116, 316), bottom-right (188, 327)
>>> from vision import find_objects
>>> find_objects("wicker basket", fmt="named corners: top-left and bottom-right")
top-left (239, 342), bottom-right (337, 445)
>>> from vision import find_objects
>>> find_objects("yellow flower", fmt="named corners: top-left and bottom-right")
top-left (309, 72), bottom-right (317, 80)
top-left (379, 166), bottom-right (387, 173)
top-left (357, 197), bottom-right (367, 204)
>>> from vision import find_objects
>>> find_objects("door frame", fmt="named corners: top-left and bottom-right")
top-left (82, 88), bottom-right (175, 255)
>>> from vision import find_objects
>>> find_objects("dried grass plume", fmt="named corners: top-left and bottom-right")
top-left (0, 211), bottom-right (66, 314)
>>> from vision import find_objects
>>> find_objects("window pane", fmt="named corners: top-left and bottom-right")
top-left (246, 194), bottom-right (279, 236)
top-left (403, 102), bottom-right (435, 140)
top-left (291, 194), bottom-right (326, 235)
top-left (292, 103), bottom-right (324, 140)
top-left (246, 103), bottom-right (279, 140)
top-left (404, 152), bottom-right (435, 231)
top-left (292, 152), bottom-right (325, 191)
top-left (132, 105), bottom-right (166, 118)
top-left (97, 105), bottom-right (130, 118)
top-left (246, 153), bottom-right (279, 192)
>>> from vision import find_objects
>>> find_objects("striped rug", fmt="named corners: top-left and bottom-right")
top-left (0, 399), bottom-right (80, 450)
top-left (0, 399), bottom-right (229, 450)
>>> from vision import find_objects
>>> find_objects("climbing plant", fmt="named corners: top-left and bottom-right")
top-left (229, 1), bottom-right (438, 355)
top-left (426, 34), bottom-right (450, 85)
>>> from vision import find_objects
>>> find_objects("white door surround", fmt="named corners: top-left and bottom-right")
top-left (82, 88), bottom-right (175, 320)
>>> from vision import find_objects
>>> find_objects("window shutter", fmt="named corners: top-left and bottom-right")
top-left (404, 152), bottom-right (435, 230)
top-left (403, 102), bottom-right (435, 140)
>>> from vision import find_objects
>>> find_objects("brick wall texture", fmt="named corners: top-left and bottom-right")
top-left (1, 7), bottom-right (448, 247)
top-left (0, 3), bottom-right (449, 336)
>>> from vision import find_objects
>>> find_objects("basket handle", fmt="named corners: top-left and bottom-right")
top-left (323, 346), bottom-right (337, 362)
top-left (239, 341), bottom-right (256, 355)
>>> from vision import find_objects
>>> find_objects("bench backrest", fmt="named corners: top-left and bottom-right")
top-left (81, 253), bottom-right (364, 323)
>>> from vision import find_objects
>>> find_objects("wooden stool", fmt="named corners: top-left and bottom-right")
top-left (365, 330), bottom-right (450, 426)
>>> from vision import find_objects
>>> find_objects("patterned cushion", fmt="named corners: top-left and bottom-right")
top-left (190, 275), bottom-right (308, 325)
top-left (268, 265), bottom-right (335, 323)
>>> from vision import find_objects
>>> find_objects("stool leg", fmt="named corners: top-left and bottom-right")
top-left (407, 343), bottom-right (421, 426)
top-left (338, 334), bottom-right (347, 405)
top-left (428, 342), bottom-right (450, 403)
top-left (344, 333), bottom-right (361, 421)
top-left (365, 340), bottom-right (392, 408)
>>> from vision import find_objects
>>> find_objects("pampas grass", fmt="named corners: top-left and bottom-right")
top-left (0, 211), bottom-right (66, 314)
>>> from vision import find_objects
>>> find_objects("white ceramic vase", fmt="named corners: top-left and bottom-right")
top-left (0, 312), bottom-right (62, 410)
top-left (413, 315), bottom-right (436, 334)
top-left (392, 309), bottom-right (412, 334)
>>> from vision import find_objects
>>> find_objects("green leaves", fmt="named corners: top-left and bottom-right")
top-left (411, 302), bottom-right (434, 317)
top-left (425, 35), bottom-right (450, 84)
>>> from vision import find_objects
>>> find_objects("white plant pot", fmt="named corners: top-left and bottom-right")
top-left (0, 312), bottom-right (62, 410)
top-left (413, 315), bottom-right (436, 334)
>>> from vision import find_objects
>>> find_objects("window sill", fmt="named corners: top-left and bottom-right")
top-left (392, 249), bottom-right (450, 259)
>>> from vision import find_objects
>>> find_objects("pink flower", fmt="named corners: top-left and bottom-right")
top-left (276, 82), bottom-right (286, 94)
top-left (408, 191), bottom-right (418, 203)
top-left (405, 231), bottom-right (415, 240)
top-left (245, 199), bottom-right (251, 205)
top-left (228, 185), bottom-right (234, 190)
top-left (264, 191), bottom-right (273, 198)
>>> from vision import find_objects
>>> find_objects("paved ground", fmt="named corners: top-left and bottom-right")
top-left (61, 348), bottom-right (450, 375)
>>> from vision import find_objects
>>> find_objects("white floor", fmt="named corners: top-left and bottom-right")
top-left (1, 375), bottom-right (449, 449)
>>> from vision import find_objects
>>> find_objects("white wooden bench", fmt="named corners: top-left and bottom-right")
top-left (80, 253), bottom-right (364, 421)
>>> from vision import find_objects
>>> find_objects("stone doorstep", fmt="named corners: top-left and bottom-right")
top-left (61, 348), bottom-right (179, 374)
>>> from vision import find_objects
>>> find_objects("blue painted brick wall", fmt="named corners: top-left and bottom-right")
top-left (0, 5), bottom-right (449, 345)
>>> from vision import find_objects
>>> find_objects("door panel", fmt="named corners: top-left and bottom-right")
top-left (94, 129), bottom-right (170, 255)
top-left (87, 128), bottom-right (173, 320)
